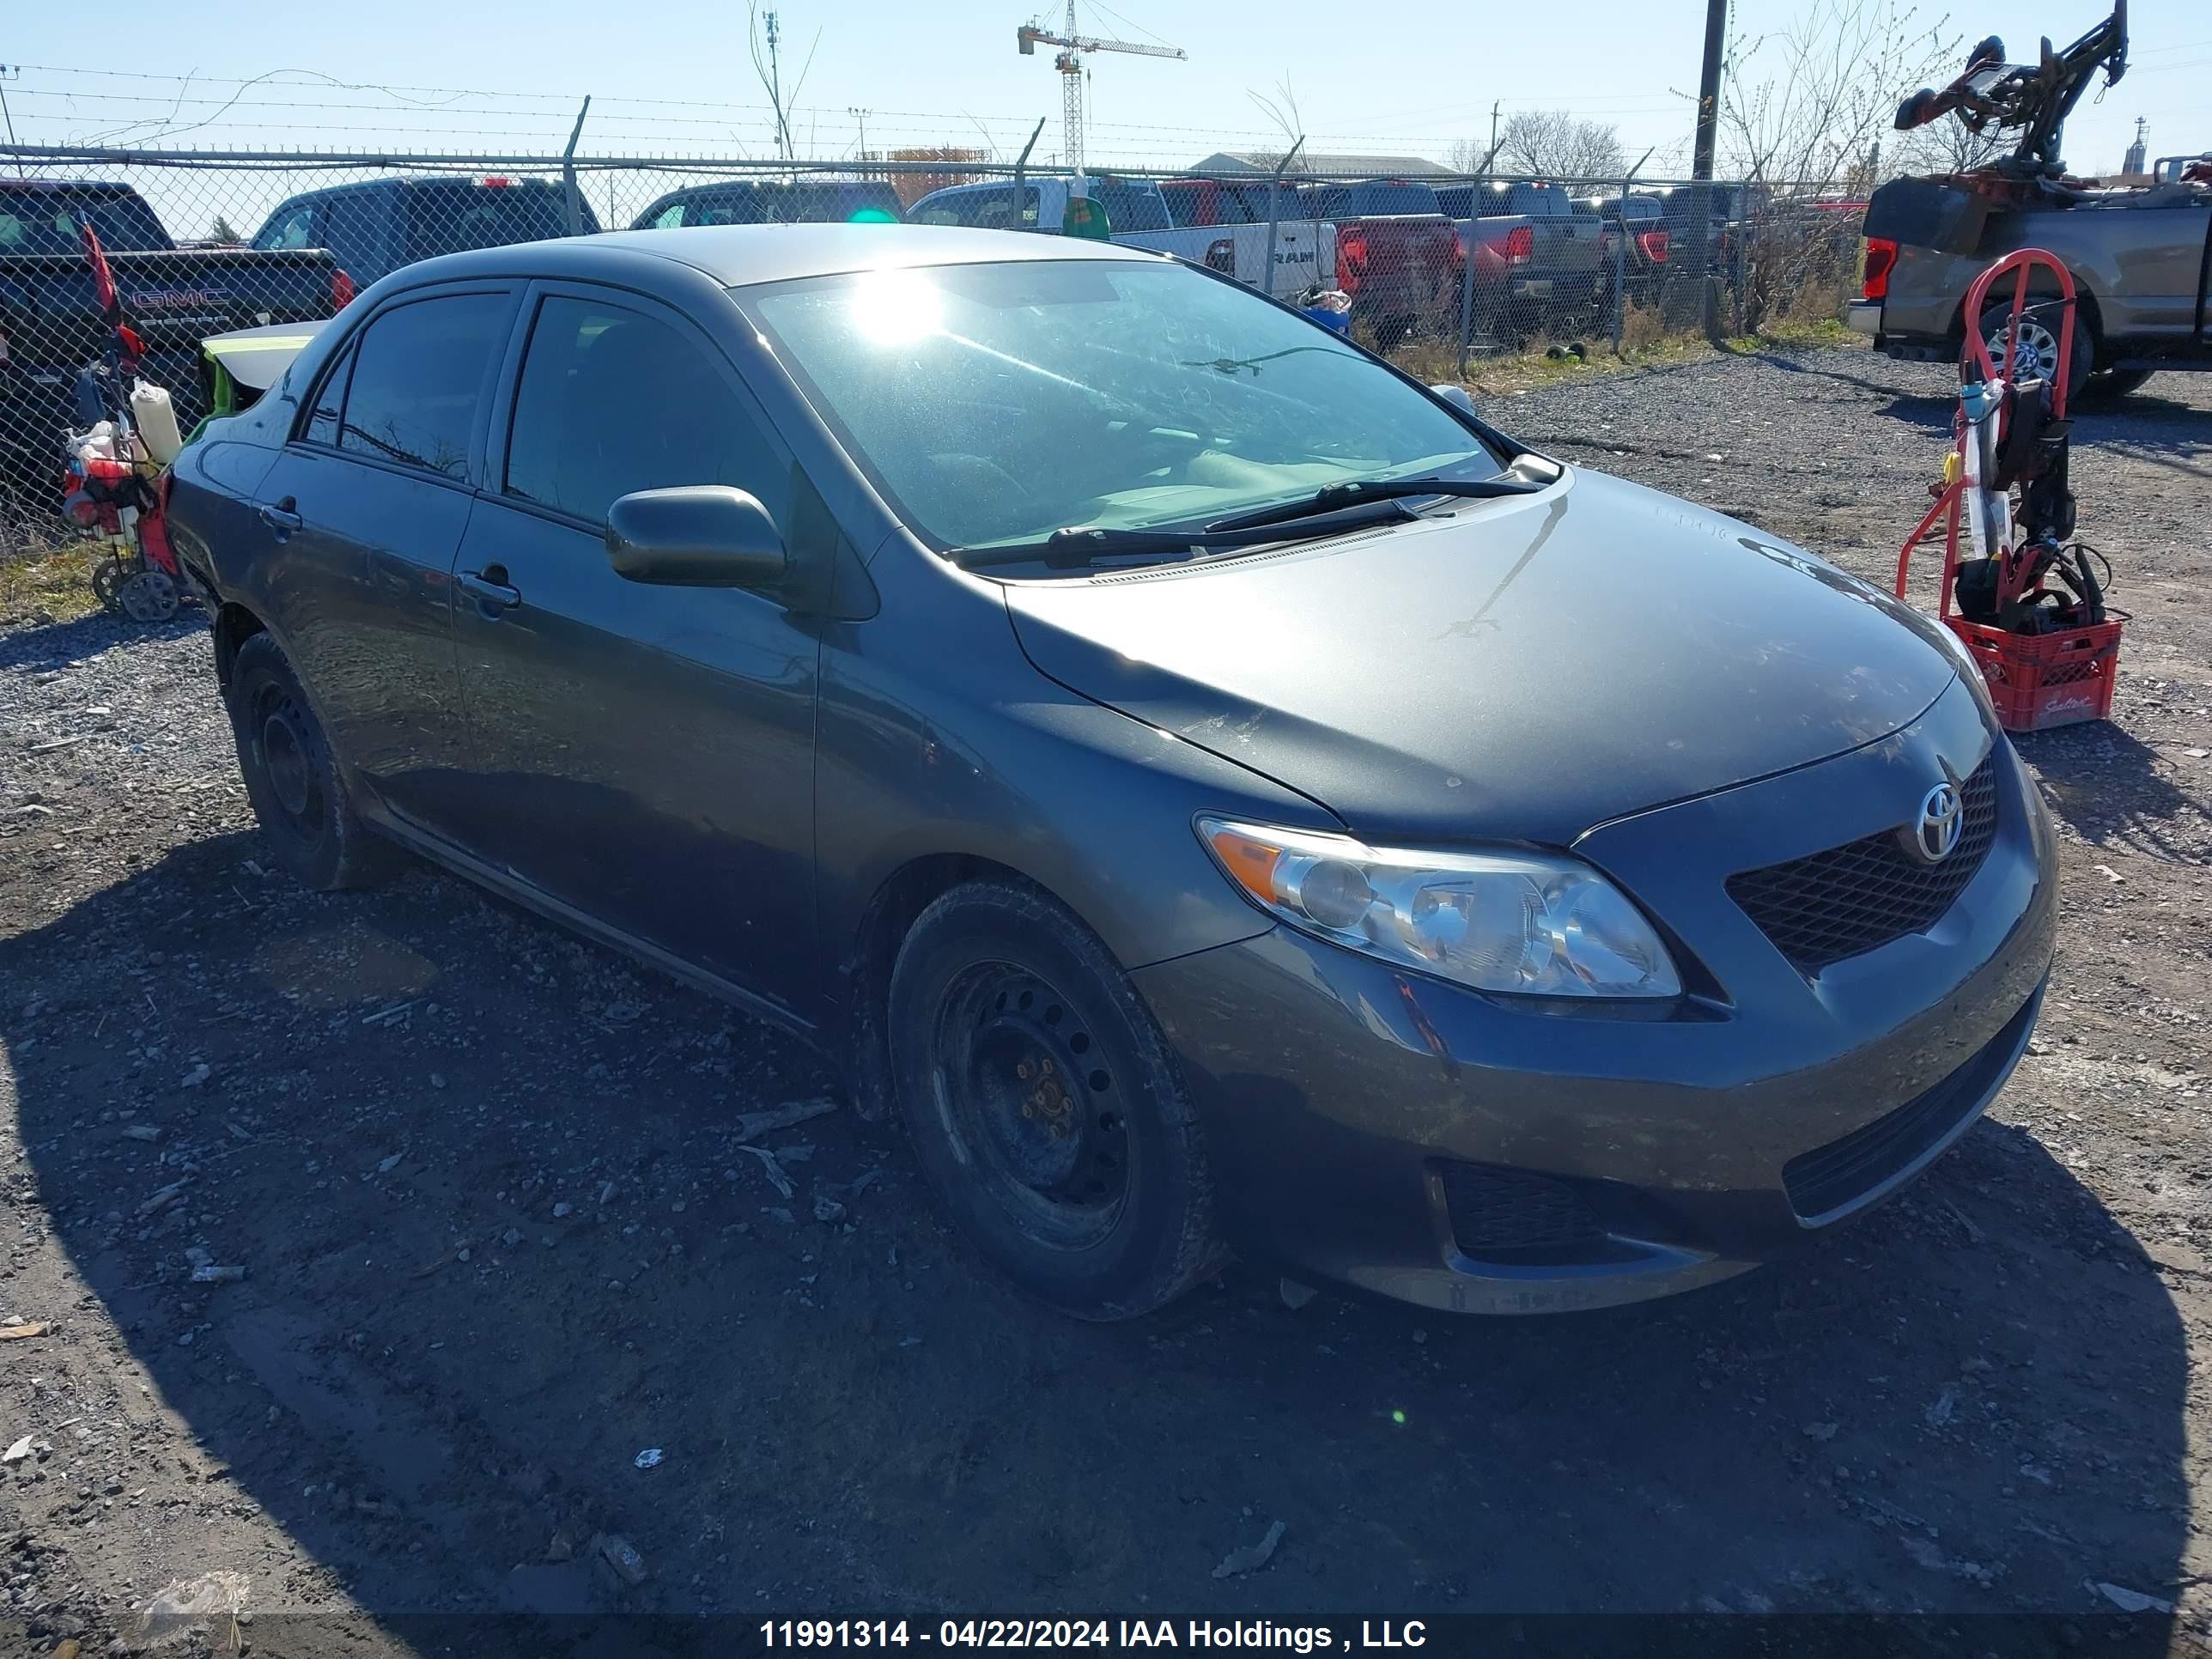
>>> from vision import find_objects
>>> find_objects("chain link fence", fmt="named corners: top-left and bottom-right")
top-left (1, 143), bottom-right (1866, 548)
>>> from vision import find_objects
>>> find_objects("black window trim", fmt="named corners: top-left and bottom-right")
top-left (483, 276), bottom-right (799, 538)
top-left (286, 281), bottom-right (520, 490)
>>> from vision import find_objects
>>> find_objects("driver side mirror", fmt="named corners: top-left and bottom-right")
top-left (605, 486), bottom-right (787, 589)
top-left (1429, 383), bottom-right (1478, 416)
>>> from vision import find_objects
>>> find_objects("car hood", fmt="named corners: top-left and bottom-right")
top-left (1003, 469), bottom-right (1960, 846)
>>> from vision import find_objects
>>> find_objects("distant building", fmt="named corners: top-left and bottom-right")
top-left (1186, 150), bottom-right (1454, 178)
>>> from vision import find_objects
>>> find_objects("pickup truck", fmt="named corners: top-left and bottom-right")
top-left (1852, 169), bottom-right (2212, 399)
top-left (1154, 177), bottom-right (1339, 295)
top-left (1436, 180), bottom-right (1604, 343)
top-left (1577, 190), bottom-right (1672, 313)
top-left (1291, 179), bottom-right (1460, 349)
top-left (907, 176), bottom-right (1333, 294)
top-left (632, 179), bottom-right (903, 228)
top-left (1, 178), bottom-right (341, 483)
top-left (252, 175), bottom-right (602, 289)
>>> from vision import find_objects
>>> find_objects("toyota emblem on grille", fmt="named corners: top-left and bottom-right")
top-left (1907, 781), bottom-right (1964, 864)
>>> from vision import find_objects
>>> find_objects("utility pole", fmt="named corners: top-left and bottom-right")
top-left (1489, 100), bottom-right (1501, 166)
top-left (848, 106), bottom-right (872, 165)
top-left (1680, 0), bottom-right (1728, 339)
top-left (766, 9), bottom-right (788, 162)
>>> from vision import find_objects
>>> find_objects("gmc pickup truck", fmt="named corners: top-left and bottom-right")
top-left (908, 176), bottom-right (1334, 294)
top-left (1, 179), bottom-right (341, 483)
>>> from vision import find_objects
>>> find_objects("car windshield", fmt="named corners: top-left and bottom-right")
top-left (744, 258), bottom-right (1503, 553)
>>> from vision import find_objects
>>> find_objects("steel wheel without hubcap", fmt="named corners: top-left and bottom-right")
top-left (935, 962), bottom-right (1129, 1249)
top-left (888, 878), bottom-right (1221, 1319)
top-left (252, 685), bottom-right (326, 838)
top-left (223, 632), bottom-right (386, 892)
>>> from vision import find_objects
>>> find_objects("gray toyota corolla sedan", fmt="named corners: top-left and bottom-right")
top-left (166, 225), bottom-right (2057, 1320)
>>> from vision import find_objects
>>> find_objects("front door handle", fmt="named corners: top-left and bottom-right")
top-left (459, 569), bottom-right (522, 611)
top-left (257, 497), bottom-right (303, 537)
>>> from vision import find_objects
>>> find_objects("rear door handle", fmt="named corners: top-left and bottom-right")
top-left (459, 569), bottom-right (521, 611)
top-left (257, 498), bottom-right (302, 537)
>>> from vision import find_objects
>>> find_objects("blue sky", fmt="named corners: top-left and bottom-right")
top-left (3, 0), bottom-right (2203, 179)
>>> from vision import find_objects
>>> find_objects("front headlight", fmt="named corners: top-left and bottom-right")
top-left (1197, 817), bottom-right (1681, 999)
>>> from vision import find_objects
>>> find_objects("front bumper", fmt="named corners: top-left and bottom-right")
top-left (1135, 677), bottom-right (2057, 1315)
top-left (1846, 299), bottom-right (1882, 337)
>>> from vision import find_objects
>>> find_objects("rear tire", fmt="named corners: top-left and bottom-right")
top-left (888, 878), bottom-right (1221, 1320)
top-left (225, 633), bottom-right (387, 891)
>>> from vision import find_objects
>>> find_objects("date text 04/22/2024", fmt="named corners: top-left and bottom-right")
top-left (759, 1621), bottom-right (1431, 1651)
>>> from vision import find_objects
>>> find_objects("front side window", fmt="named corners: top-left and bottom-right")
top-left (335, 291), bottom-right (509, 479)
top-left (746, 258), bottom-right (1499, 552)
top-left (503, 295), bottom-right (782, 526)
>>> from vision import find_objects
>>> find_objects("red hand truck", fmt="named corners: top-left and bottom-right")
top-left (1891, 247), bottom-right (2123, 732)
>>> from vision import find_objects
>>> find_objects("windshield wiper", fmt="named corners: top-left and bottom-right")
top-left (950, 495), bottom-right (1419, 571)
top-left (1204, 471), bottom-right (1553, 534)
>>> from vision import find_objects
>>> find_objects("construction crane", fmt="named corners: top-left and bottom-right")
top-left (1017, 4), bottom-right (1185, 183)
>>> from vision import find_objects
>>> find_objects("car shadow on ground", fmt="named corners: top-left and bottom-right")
top-left (0, 605), bottom-right (203, 675)
top-left (2, 833), bottom-right (2189, 1631)
top-left (2023, 721), bottom-right (2212, 861)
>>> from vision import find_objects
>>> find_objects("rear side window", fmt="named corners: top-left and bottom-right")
top-left (303, 341), bottom-right (355, 446)
top-left (502, 295), bottom-right (786, 526)
top-left (334, 292), bottom-right (510, 479)
top-left (1090, 180), bottom-right (1170, 233)
top-left (400, 183), bottom-right (593, 265)
top-left (913, 188), bottom-right (1036, 229)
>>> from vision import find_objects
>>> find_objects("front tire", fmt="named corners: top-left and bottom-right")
top-left (225, 632), bottom-right (387, 891)
top-left (888, 879), bottom-right (1221, 1320)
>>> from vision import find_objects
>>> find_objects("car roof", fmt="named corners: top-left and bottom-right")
top-left (392, 223), bottom-right (1158, 290)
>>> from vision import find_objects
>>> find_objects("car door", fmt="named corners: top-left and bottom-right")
top-left (250, 283), bottom-right (516, 836)
top-left (447, 283), bottom-right (819, 1006)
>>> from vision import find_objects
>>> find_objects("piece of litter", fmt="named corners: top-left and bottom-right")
top-left (1279, 1278), bottom-right (1317, 1311)
top-left (131, 1570), bottom-right (250, 1653)
top-left (732, 1097), bottom-right (838, 1142)
top-left (190, 1265), bottom-right (246, 1285)
top-left (812, 1195), bottom-right (847, 1224)
top-left (2092, 864), bottom-right (2124, 884)
top-left (179, 1063), bottom-right (211, 1088)
top-left (736, 1143), bottom-right (795, 1198)
top-left (377, 1152), bottom-right (404, 1175)
top-left (1803, 1422), bottom-right (1838, 1441)
top-left (29, 733), bottom-right (93, 753)
top-left (635, 1448), bottom-right (664, 1469)
top-left (595, 1531), bottom-right (649, 1585)
top-left (137, 1182), bottom-right (186, 1218)
top-left (1924, 1389), bottom-right (1954, 1428)
top-left (124, 1123), bottom-right (162, 1142)
top-left (0, 1322), bottom-right (48, 1340)
top-left (1212, 1518), bottom-right (1286, 1580)
top-left (2, 1435), bottom-right (33, 1462)
top-left (2087, 1581), bottom-right (2172, 1614)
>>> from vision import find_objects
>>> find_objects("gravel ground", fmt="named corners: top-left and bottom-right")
top-left (1, 343), bottom-right (2208, 1652)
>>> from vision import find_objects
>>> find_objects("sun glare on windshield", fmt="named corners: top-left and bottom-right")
top-left (850, 269), bottom-right (944, 345)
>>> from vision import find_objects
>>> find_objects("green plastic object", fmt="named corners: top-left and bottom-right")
top-left (1060, 195), bottom-right (1111, 240)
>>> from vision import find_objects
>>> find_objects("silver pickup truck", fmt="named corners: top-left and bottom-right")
top-left (1850, 167), bottom-right (2211, 399)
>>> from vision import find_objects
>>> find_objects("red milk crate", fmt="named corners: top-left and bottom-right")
top-left (1944, 615), bottom-right (2122, 732)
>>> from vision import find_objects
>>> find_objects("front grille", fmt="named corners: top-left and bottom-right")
top-left (1438, 1164), bottom-right (1606, 1258)
top-left (1782, 992), bottom-right (2038, 1221)
top-left (1726, 758), bottom-right (1999, 974)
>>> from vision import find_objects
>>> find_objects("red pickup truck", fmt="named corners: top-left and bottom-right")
top-left (1291, 179), bottom-right (1462, 349)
